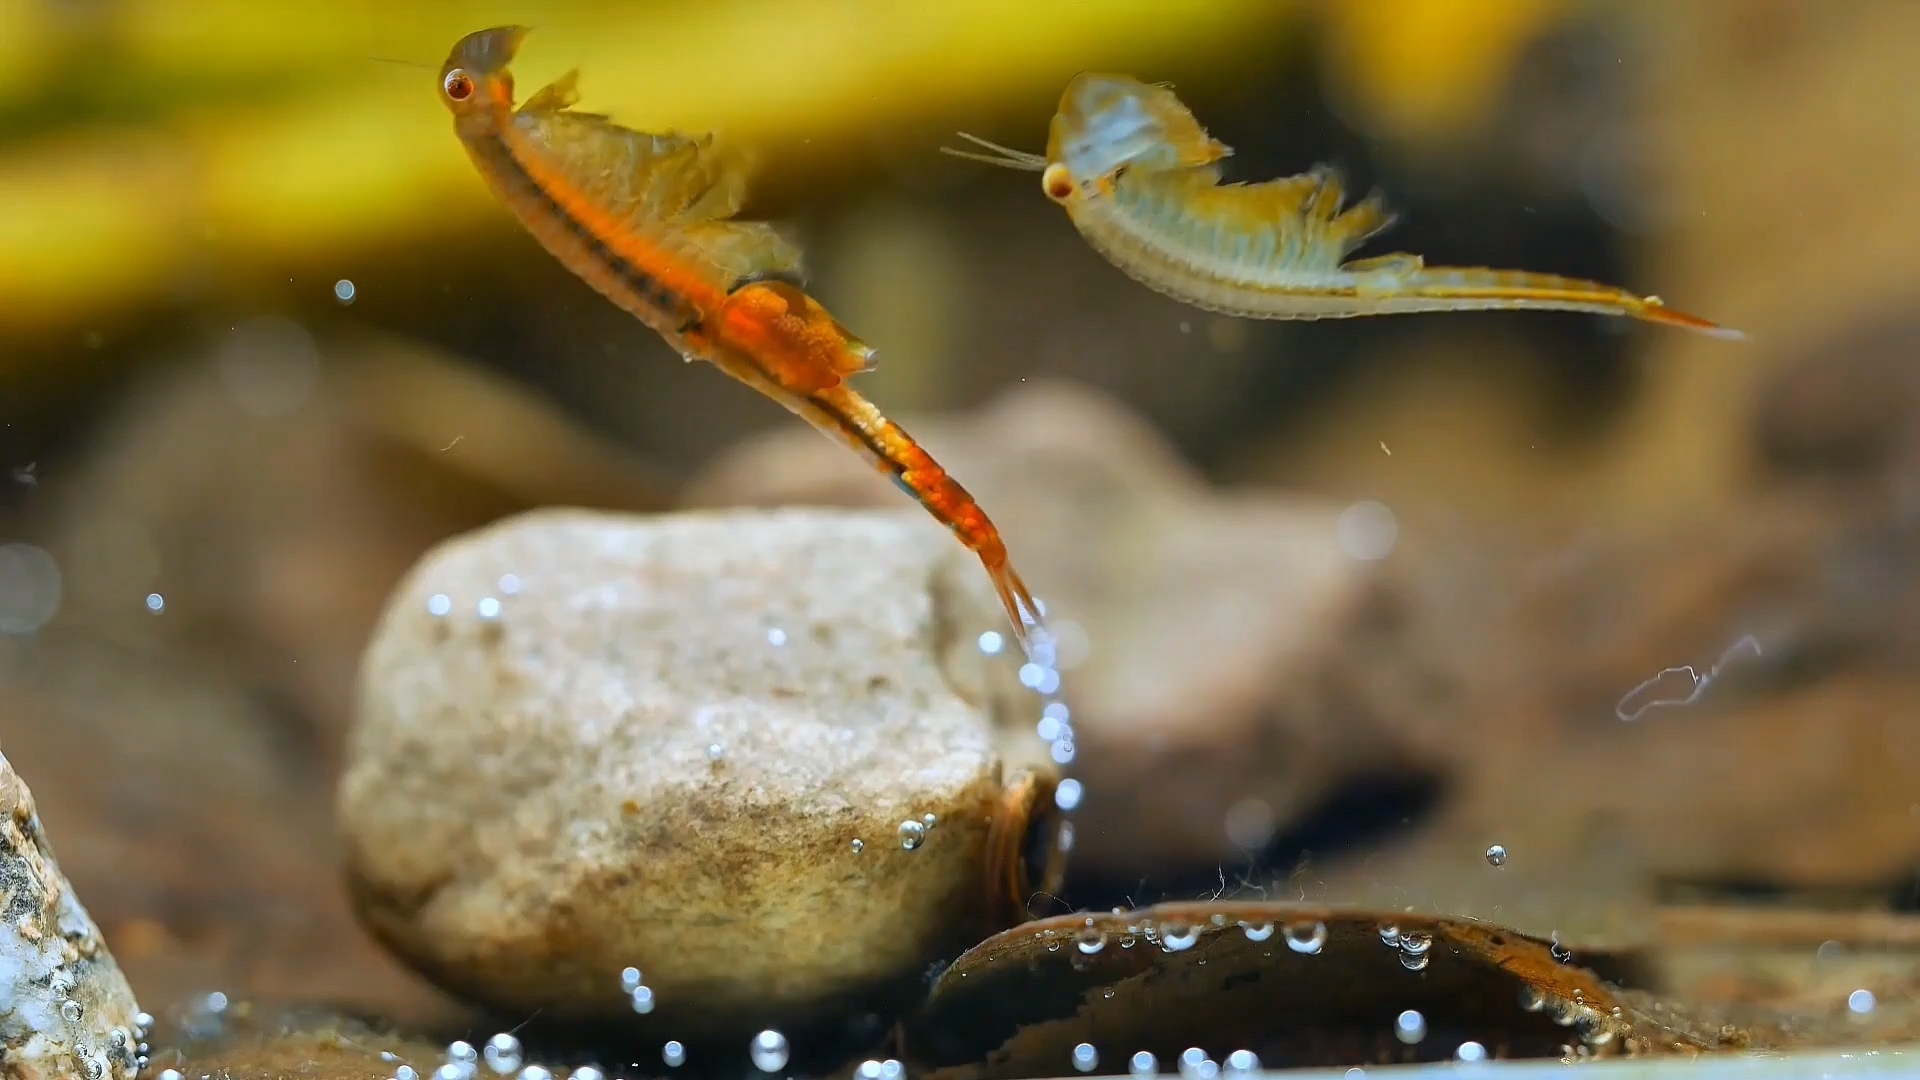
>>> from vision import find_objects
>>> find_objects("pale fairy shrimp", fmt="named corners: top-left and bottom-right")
top-left (437, 27), bottom-right (1047, 653)
top-left (944, 72), bottom-right (1742, 339)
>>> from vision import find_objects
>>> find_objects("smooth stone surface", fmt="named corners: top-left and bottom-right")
top-left (1, 750), bottom-right (143, 1080)
top-left (339, 507), bottom-right (1050, 1033)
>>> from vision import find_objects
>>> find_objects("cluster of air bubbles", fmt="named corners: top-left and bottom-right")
top-left (853, 1059), bottom-right (905, 1080)
top-left (1283, 920), bottom-right (1328, 955)
top-left (483, 1034), bottom-right (523, 1075)
top-left (131, 1011), bottom-right (154, 1076)
top-left (1071, 1043), bottom-right (1098, 1073)
top-left (661, 1042), bottom-right (686, 1068)
top-left (425, 581), bottom-right (522, 622)
top-left (1485, 844), bottom-right (1508, 867)
top-left (1394, 1009), bottom-right (1428, 1045)
top-left (749, 1030), bottom-right (789, 1072)
top-left (1378, 924), bottom-right (1433, 969)
top-left (435, 1040), bottom-right (479, 1080)
top-left (1177, 1048), bottom-right (1219, 1080)
top-left (621, 967), bottom-right (657, 1014)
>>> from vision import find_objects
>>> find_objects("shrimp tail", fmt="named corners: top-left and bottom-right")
top-left (1375, 265), bottom-right (1746, 340)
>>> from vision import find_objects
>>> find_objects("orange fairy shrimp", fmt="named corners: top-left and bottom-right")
top-left (943, 72), bottom-right (1742, 339)
top-left (436, 27), bottom-right (1047, 653)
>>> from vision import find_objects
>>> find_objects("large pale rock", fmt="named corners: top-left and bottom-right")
top-left (339, 507), bottom-right (1057, 1033)
top-left (1, 750), bottom-right (143, 1080)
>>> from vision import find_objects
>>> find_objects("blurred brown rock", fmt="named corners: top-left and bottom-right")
top-left (684, 381), bottom-right (1468, 875)
top-left (340, 507), bottom-right (1057, 1034)
top-left (40, 327), bottom-right (667, 774)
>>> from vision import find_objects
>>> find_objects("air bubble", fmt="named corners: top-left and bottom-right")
top-left (483, 1035), bottom-right (522, 1075)
top-left (145, 593), bottom-right (165, 613)
top-left (1486, 844), bottom-right (1508, 867)
top-left (707, 743), bottom-right (725, 762)
top-left (569, 1068), bottom-right (603, 1080)
top-left (1036, 716), bottom-right (1065, 741)
top-left (851, 838), bottom-right (864, 853)
top-left (1129, 1050), bottom-right (1159, 1077)
top-left (427, 594), bottom-right (452, 617)
top-left (1056, 778), bottom-right (1083, 811)
top-left (449, 1042), bottom-right (478, 1066)
top-left (519, 1066), bottom-right (552, 1080)
top-left (435, 1065), bottom-right (467, 1080)
top-left (978, 631), bottom-right (1004, 655)
top-left (497, 574), bottom-right (521, 595)
top-left (1050, 739), bottom-right (1076, 765)
top-left (1071, 1043), bottom-right (1098, 1073)
top-left (661, 1041), bottom-right (685, 1068)
top-left (1160, 921), bottom-right (1199, 951)
top-left (1076, 922), bottom-right (1107, 955)
top-left (923, 813), bottom-right (938, 830)
top-left (1223, 1050), bottom-right (1260, 1076)
top-left (1240, 921), bottom-right (1275, 942)
top-left (899, 820), bottom-right (927, 850)
top-left (1379, 924), bottom-right (1401, 947)
top-left (749, 1030), bottom-right (789, 1073)
top-left (1399, 931), bottom-right (1433, 956)
top-left (620, 967), bottom-right (642, 991)
top-left (1849, 988), bottom-right (1877, 1014)
top-left (1283, 921), bottom-right (1327, 955)
top-left (1456, 1041), bottom-right (1487, 1063)
top-left (334, 279), bottom-right (357, 303)
top-left (61, 1000), bottom-right (83, 1023)
top-left (1177, 1048), bottom-right (1217, 1080)
top-left (160, 1071), bottom-right (184, 1080)
top-left (767, 628), bottom-right (787, 646)
top-left (396, 1067), bottom-right (419, 1080)
top-left (631, 985), bottom-right (656, 1013)
top-left (477, 597), bottom-right (501, 619)
top-left (1395, 1009), bottom-right (1428, 1044)
top-left (1399, 952), bottom-right (1430, 972)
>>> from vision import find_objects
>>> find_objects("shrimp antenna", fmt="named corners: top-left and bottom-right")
top-left (368, 55), bottom-right (435, 70)
top-left (939, 132), bottom-right (1047, 171)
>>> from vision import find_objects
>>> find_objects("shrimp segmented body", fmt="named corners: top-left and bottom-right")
top-left (438, 27), bottom-right (1046, 652)
top-left (944, 72), bottom-right (1742, 339)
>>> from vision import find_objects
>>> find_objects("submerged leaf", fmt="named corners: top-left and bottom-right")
top-left (903, 903), bottom-right (1720, 1079)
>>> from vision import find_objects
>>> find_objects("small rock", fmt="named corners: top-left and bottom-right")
top-left (339, 507), bottom-right (1058, 1032)
top-left (1, 750), bottom-right (142, 1080)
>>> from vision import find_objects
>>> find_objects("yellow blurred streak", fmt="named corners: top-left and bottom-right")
top-left (0, 0), bottom-right (51, 98)
top-left (1320, 0), bottom-right (1564, 141)
top-left (0, 0), bottom-right (1284, 334)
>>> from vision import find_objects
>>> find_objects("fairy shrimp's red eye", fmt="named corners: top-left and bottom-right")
top-left (1041, 163), bottom-right (1075, 203)
top-left (443, 68), bottom-right (475, 101)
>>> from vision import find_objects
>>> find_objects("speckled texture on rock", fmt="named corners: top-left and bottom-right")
top-left (339, 507), bottom-right (1043, 1033)
top-left (1, 750), bottom-right (142, 1080)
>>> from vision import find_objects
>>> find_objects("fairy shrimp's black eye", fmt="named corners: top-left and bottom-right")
top-left (1041, 163), bottom-right (1075, 203)
top-left (443, 68), bottom-right (475, 101)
